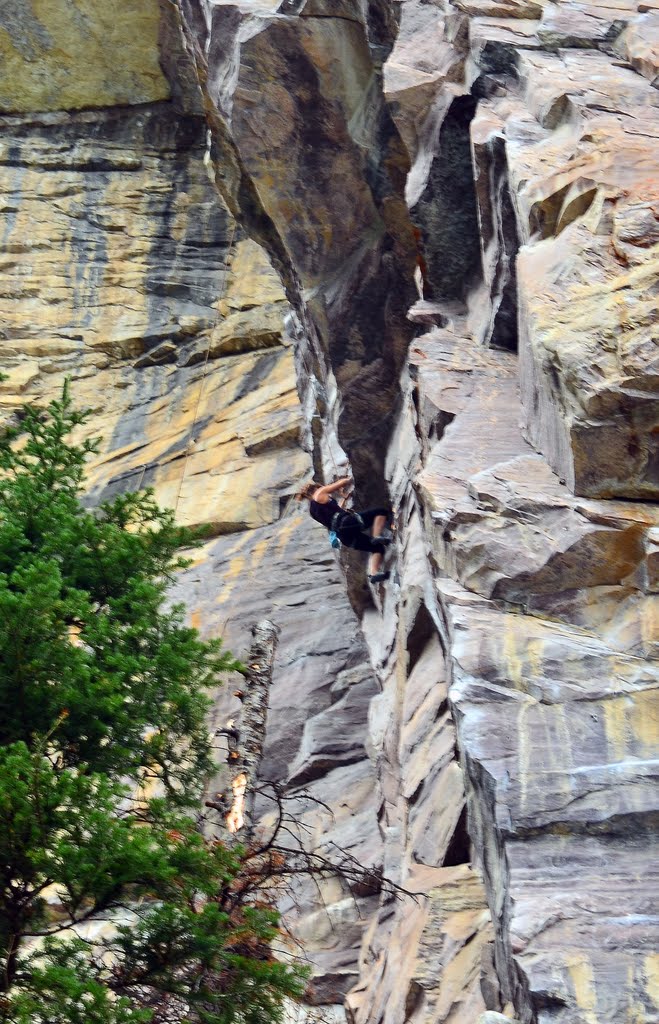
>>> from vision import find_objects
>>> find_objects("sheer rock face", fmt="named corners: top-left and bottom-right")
top-left (408, 328), bottom-right (658, 1023)
top-left (0, 101), bottom-right (309, 532)
top-left (513, 50), bottom-right (659, 499)
top-left (2, 1), bottom-right (659, 1024)
top-left (0, 6), bottom-right (383, 997)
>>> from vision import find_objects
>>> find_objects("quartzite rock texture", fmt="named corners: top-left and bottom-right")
top-left (2, 1), bottom-right (659, 1023)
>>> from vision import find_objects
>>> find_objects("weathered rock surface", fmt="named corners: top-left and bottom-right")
top-left (3, 0), bottom-right (659, 1023)
top-left (0, 0), bottom-right (169, 113)
top-left (388, 0), bottom-right (659, 500)
top-left (513, 50), bottom-right (659, 499)
top-left (171, 517), bottom-right (383, 1001)
top-left (399, 323), bottom-right (659, 1023)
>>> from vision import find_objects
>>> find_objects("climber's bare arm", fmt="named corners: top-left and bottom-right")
top-left (312, 476), bottom-right (352, 503)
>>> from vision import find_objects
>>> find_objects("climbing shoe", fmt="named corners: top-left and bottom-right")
top-left (369, 570), bottom-right (390, 584)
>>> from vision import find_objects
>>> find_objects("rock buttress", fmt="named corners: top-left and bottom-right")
top-left (176, 0), bottom-right (419, 504)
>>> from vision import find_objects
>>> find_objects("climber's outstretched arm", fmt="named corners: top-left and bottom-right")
top-left (313, 476), bottom-right (352, 502)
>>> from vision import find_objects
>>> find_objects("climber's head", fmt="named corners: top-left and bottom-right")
top-left (296, 481), bottom-right (319, 502)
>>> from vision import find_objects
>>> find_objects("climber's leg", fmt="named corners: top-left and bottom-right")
top-left (371, 514), bottom-right (388, 539)
top-left (367, 548), bottom-right (385, 578)
top-left (337, 526), bottom-right (386, 554)
top-left (356, 509), bottom-right (392, 578)
top-left (358, 507), bottom-right (391, 532)
top-left (337, 509), bottom-right (392, 582)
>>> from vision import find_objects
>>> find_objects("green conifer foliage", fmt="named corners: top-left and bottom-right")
top-left (0, 384), bottom-right (306, 1023)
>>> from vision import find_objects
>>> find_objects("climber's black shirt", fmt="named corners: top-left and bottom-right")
top-left (309, 497), bottom-right (341, 530)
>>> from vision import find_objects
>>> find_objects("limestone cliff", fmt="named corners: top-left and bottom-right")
top-left (0, 1), bottom-right (657, 1023)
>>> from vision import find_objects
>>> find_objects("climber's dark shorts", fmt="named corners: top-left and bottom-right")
top-left (335, 507), bottom-right (390, 555)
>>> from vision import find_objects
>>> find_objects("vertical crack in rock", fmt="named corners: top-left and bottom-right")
top-left (471, 117), bottom-right (521, 352)
top-left (441, 804), bottom-right (471, 868)
top-left (412, 95), bottom-right (482, 305)
top-left (406, 600), bottom-right (436, 675)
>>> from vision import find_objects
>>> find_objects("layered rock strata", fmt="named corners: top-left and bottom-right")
top-left (0, 1), bottom-right (385, 1002)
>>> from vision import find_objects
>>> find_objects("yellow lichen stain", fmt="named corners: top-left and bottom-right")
top-left (503, 623), bottom-right (525, 693)
top-left (603, 697), bottom-right (628, 763)
top-left (628, 689), bottom-right (659, 759)
top-left (214, 532), bottom-right (255, 607)
top-left (97, 166), bottom-right (149, 355)
top-left (624, 960), bottom-right (651, 1024)
top-left (170, 186), bottom-right (193, 246)
top-left (215, 554), bottom-right (248, 607)
top-left (542, 249), bottom-right (659, 355)
top-left (642, 598), bottom-right (654, 659)
top-left (643, 953), bottom-right (659, 1013)
top-left (526, 636), bottom-right (544, 688)
top-left (568, 958), bottom-right (599, 1024)
top-left (602, 687), bottom-right (658, 765)
top-left (517, 701), bottom-right (533, 814)
top-left (275, 514), bottom-right (304, 552)
top-left (0, 0), bottom-right (169, 113)
top-left (249, 535), bottom-right (272, 571)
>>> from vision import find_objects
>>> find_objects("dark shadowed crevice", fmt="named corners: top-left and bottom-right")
top-left (428, 408), bottom-right (455, 445)
top-left (411, 96), bottom-right (482, 303)
top-left (442, 805), bottom-right (471, 866)
top-left (532, 991), bottom-right (570, 1015)
top-left (406, 602), bottom-right (436, 676)
top-left (489, 160), bottom-right (519, 352)
top-left (405, 980), bottom-right (425, 1019)
top-left (529, 184), bottom-right (570, 239)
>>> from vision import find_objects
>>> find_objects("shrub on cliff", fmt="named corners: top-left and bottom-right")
top-left (0, 384), bottom-right (306, 1023)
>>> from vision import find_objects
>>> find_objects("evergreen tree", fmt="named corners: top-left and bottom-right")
top-left (0, 384), bottom-right (306, 1023)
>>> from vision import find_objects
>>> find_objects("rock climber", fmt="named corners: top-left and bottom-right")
top-left (297, 476), bottom-right (392, 583)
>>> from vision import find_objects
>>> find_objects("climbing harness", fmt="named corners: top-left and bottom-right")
top-left (331, 509), bottom-right (364, 532)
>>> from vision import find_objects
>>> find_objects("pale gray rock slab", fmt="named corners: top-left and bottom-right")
top-left (347, 864), bottom-right (492, 1024)
top-left (402, 315), bottom-right (658, 1021)
top-left (443, 577), bottom-right (659, 1021)
top-left (177, 515), bottom-right (375, 784)
top-left (177, 512), bottom-right (383, 1006)
top-left (287, 672), bottom-right (379, 787)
